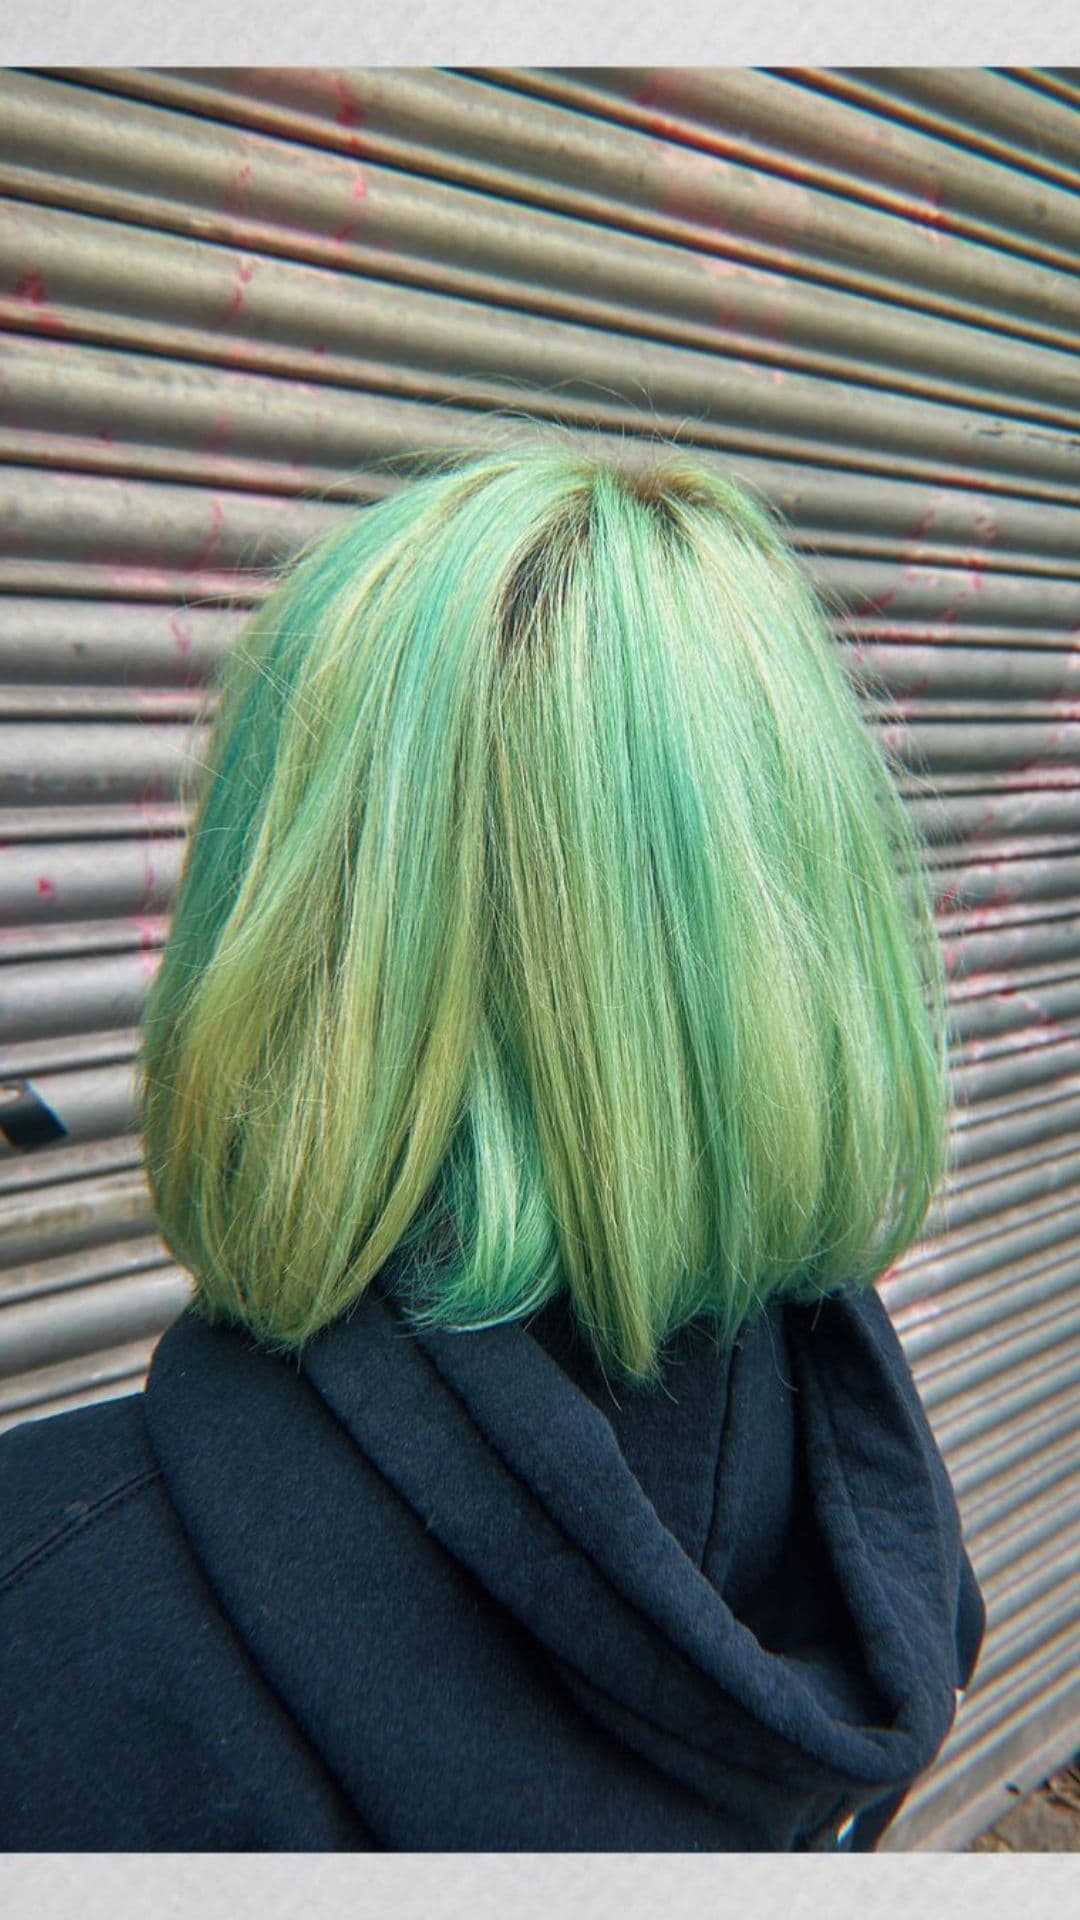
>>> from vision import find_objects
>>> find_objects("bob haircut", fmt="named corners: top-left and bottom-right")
top-left (140, 443), bottom-right (948, 1385)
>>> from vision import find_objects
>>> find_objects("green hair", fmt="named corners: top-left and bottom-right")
top-left (139, 444), bottom-right (948, 1385)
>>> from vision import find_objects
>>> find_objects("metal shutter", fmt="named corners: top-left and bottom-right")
top-left (2, 65), bottom-right (1079, 1849)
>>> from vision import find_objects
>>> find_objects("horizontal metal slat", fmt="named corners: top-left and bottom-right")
top-left (815, 556), bottom-right (1080, 630)
top-left (950, 1032), bottom-right (1080, 1107)
top-left (929, 1332), bottom-right (1080, 1455)
top-left (0, 949), bottom-right (160, 1044)
top-left (0, 724), bottom-right (207, 807)
top-left (0, 804), bottom-right (190, 844)
top-left (895, 1245), bottom-right (1080, 1365)
top-left (530, 67), bottom-right (1080, 280)
top-left (969, 1449), bottom-right (1080, 1579)
top-left (915, 1288), bottom-right (1080, 1413)
top-left (811, 69), bottom-right (1080, 191)
top-left (0, 1164), bottom-right (153, 1268)
top-left (0, 1058), bottom-right (137, 1153)
top-left (925, 1139), bottom-right (1080, 1238)
top-left (0, 1131), bottom-right (142, 1197)
top-left (0, 444), bottom-right (336, 571)
top-left (8, 183), bottom-right (1080, 480)
top-left (8, 316), bottom-right (1080, 525)
top-left (7, 72), bottom-right (1080, 442)
top-left (0, 1332), bottom-right (159, 1431)
top-left (947, 969), bottom-right (1080, 1045)
top-left (950, 1374), bottom-right (1080, 1503)
top-left (0, 1264), bottom-right (191, 1377)
top-left (0, 915), bottom-right (169, 965)
top-left (887, 1197), bottom-right (1080, 1310)
top-left (949, 1083), bottom-right (1080, 1169)
top-left (0, 1026), bottom-right (138, 1081)
top-left (882, 1643), bottom-right (1080, 1850)
top-left (916, 799), bottom-right (1080, 859)
top-left (0, 1233), bottom-right (168, 1310)
top-left (0, 597), bottom-right (239, 686)
top-left (850, 641), bottom-right (1080, 704)
top-left (78, 67), bottom-right (1080, 358)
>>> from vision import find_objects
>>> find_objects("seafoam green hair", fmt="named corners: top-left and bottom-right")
top-left (140, 444), bottom-right (948, 1385)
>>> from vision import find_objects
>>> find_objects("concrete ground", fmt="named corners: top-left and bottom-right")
top-left (968, 1760), bottom-right (1080, 1851)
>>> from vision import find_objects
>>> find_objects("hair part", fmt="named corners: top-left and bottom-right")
top-left (140, 444), bottom-right (948, 1384)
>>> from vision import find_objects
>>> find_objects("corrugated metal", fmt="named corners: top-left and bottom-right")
top-left (2, 65), bottom-right (1078, 1848)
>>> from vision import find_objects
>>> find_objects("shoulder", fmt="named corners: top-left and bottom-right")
top-left (0, 1385), bottom-right (366, 1848)
top-left (0, 1391), bottom-right (161, 1595)
top-left (0, 1394), bottom-right (219, 1845)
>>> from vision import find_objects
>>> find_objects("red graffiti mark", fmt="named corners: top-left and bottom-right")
top-left (330, 170), bottom-right (368, 246)
top-left (36, 875), bottom-right (56, 900)
top-left (198, 405), bottom-right (236, 460)
top-left (12, 267), bottom-right (70, 337)
top-left (185, 497), bottom-right (227, 575)
top-left (220, 158), bottom-right (255, 221)
top-left (96, 425), bottom-right (115, 447)
top-left (633, 76), bottom-right (689, 147)
top-left (971, 504), bottom-right (999, 544)
top-left (854, 580), bottom-right (904, 619)
top-left (222, 260), bottom-right (255, 323)
top-left (170, 614), bottom-right (194, 659)
top-left (907, 498), bottom-right (940, 546)
top-left (333, 74), bottom-right (362, 129)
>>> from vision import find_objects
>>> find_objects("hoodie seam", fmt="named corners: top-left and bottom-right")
top-left (0, 1468), bottom-right (163, 1599)
top-left (700, 1322), bottom-right (755, 1581)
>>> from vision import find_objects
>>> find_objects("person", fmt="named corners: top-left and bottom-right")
top-left (0, 443), bottom-right (985, 1851)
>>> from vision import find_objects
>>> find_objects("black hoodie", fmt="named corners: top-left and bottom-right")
top-left (0, 1266), bottom-right (985, 1851)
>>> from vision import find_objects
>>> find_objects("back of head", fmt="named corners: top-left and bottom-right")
top-left (140, 444), bottom-right (947, 1384)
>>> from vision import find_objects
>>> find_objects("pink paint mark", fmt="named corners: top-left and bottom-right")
top-left (14, 269), bottom-right (46, 304)
top-left (184, 496), bottom-right (227, 575)
top-left (330, 172), bottom-right (368, 246)
top-left (853, 580), bottom-right (903, 619)
top-left (197, 407), bottom-right (233, 458)
top-left (220, 157), bottom-right (255, 222)
top-left (36, 875), bottom-right (56, 900)
top-left (97, 425), bottom-right (115, 446)
top-left (12, 267), bottom-right (70, 337)
top-left (223, 260), bottom-right (255, 323)
top-left (333, 74), bottom-right (362, 129)
top-left (169, 614), bottom-right (194, 660)
top-left (633, 76), bottom-right (688, 146)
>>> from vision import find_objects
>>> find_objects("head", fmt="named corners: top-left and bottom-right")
top-left (140, 443), bottom-right (947, 1385)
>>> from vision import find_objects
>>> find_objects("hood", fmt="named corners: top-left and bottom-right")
top-left (143, 1266), bottom-right (985, 1851)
